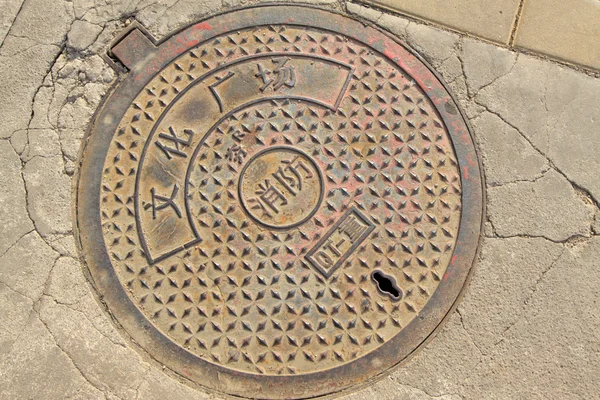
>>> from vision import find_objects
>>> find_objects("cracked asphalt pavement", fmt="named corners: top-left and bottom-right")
top-left (0, 1), bottom-right (599, 399)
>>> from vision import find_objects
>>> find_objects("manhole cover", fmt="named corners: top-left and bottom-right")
top-left (76, 5), bottom-right (483, 399)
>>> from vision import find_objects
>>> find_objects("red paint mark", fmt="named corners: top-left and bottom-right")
top-left (461, 132), bottom-right (470, 144)
top-left (383, 50), bottom-right (399, 62)
top-left (443, 271), bottom-right (450, 282)
top-left (135, 25), bottom-right (210, 82)
top-left (286, 17), bottom-right (295, 23)
top-left (466, 153), bottom-right (477, 167)
top-left (195, 21), bottom-right (212, 31)
top-left (451, 255), bottom-right (459, 265)
top-left (462, 166), bottom-right (469, 180)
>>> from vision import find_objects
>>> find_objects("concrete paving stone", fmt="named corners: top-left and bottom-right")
top-left (457, 237), bottom-right (564, 351)
top-left (436, 54), bottom-right (463, 85)
top-left (346, 3), bottom-right (411, 41)
top-left (476, 54), bottom-right (600, 203)
top-left (131, 0), bottom-right (221, 38)
top-left (515, 0), bottom-right (600, 71)
top-left (400, 21), bottom-right (472, 104)
top-left (27, 54), bottom-right (115, 174)
top-left (375, 9), bottom-right (410, 39)
top-left (74, 0), bottom-right (140, 25)
top-left (67, 20), bottom-right (103, 52)
top-left (487, 169), bottom-right (594, 242)
top-left (471, 111), bottom-right (548, 186)
top-left (8, 0), bottom-right (73, 46)
top-left (28, 85), bottom-right (57, 131)
top-left (45, 256), bottom-right (128, 347)
top-left (0, 140), bottom-right (33, 255)
top-left (72, 0), bottom-right (100, 20)
top-left (38, 297), bottom-right (151, 399)
top-left (466, 237), bottom-right (600, 399)
top-left (135, 369), bottom-right (212, 400)
top-left (0, 314), bottom-right (104, 400)
top-left (140, 0), bottom-right (337, 39)
top-left (391, 314), bottom-right (484, 397)
top-left (346, 1), bottom-right (384, 23)
top-left (63, 385), bottom-right (106, 400)
top-left (45, 257), bottom-right (90, 306)
top-left (0, 0), bottom-right (24, 45)
top-left (45, 234), bottom-right (79, 259)
top-left (88, 21), bottom-right (127, 59)
top-left (0, 42), bottom-right (60, 138)
top-left (57, 82), bottom-right (111, 161)
top-left (473, 52), bottom-right (551, 147)
top-left (0, 231), bottom-right (58, 300)
top-left (406, 22), bottom-right (459, 69)
top-left (445, 74), bottom-right (471, 117)
top-left (9, 129), bottom-right (27, 155)
top-left (0, 282), bottom-right (33, 358)
top-left (461, 38), bottom-right (517, 96)
top-left (71, 292), bottom-right (131, 348)
top-left (20, 129), bottom-right (63, 161)
top-left (355, 0), bottom-right (520, 44)
top-left (340, 376), bottom-right (462, 400)
top-left (542, 68), bottom-right (600, 204)
top-left (593, 213), bottom-right (600, 235)
top-left (483, 221), bottom-right (494, 237)
top-left (23, 155), bottom-right (72, 237)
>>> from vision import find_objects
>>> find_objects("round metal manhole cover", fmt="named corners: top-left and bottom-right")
top-left (76, 5), bottom-right (483, 399)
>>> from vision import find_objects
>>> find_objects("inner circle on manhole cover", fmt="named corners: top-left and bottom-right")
top-left (76, 5), bottom-right (484, 399)
top-left (237, 146), bottom-right (324, 230)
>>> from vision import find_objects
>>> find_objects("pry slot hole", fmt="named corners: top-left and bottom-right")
top-left (372, 270), bottom-right (402, 301)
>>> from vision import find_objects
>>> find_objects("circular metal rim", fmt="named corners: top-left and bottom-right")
top-left (237, 145), bottom-right (325, 230)
top-left (74, 5), bottom-right (485, 399)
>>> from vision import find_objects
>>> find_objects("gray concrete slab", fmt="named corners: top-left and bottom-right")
top-left (515, 0), bottom-right (600, 71)
top-left (354, 0), bottom-right (520, 44)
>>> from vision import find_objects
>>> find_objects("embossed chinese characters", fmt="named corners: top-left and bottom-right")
top-left (134, 52), bottom-right (354, 263)
top-left (239, 147), bottom-right (323, 229)
top-left (306, 208), bottom-right (375, 277)
top-left (76, 6), bottom-right (483, 399)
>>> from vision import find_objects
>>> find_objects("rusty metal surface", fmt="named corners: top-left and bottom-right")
top-left (75, 5), bottom-right (484, 399)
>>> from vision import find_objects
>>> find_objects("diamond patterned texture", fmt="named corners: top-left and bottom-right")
top-left (99, 25), bottom-right (461, 375)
